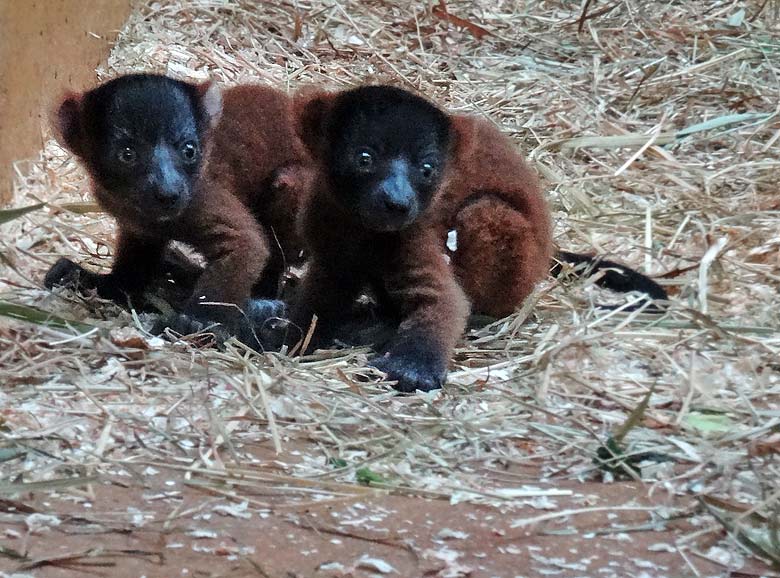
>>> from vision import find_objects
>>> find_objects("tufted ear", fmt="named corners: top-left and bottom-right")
top-left (195, 80), bottom-right (223, 128)
top-left (51, 91), bottom-right (86, 157)
top-left (292, 87), bottom-right (337, 159)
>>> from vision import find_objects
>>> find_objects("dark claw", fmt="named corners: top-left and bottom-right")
top-left (245, 299), bottom-right (287, 324)
top-left (370, 353), bottom-right (446, 393)
top-left (44, 258), bottom-right (92, 290)
top-left (152, 301), bottom-right (290, 352)
top-left (243, 299), bottom-right (291, 352)
top-left (151, 311), bottom-right (231, 346)
top-left (44, 258), bottom-right (143, 308)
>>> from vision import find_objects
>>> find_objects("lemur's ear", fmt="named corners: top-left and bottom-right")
top-left (293, 87), bottom-right (337, 158)
top-left (195, 80), bottom-right (223, 128)
top-left (52, 91), bottom-right (87, 156)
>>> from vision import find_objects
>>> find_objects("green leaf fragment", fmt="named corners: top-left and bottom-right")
top-left (0, 300), bottom-right (97, 333)
top-left (684, 411), bottom-right (734, 435)
top-left (59, 202), bottom-right (104, 214)
top-left (329, 458), bottom-right (348, 468)
top-left (356, 467), bottom-right (384, 486)
top-left (0, 203), bottom-right (45, 225)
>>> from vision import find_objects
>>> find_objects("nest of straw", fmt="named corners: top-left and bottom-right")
top-left (1, 0), bottom-right (779, 571)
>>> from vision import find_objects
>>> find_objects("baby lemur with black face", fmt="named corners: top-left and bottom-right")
top-left (46, 74), bottom-right (312, 345)
top-left (290, 85), bottom-right (667, 392)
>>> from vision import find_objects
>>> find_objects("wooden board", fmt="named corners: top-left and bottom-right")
top-left (0, 0), bottom-right (131, 204)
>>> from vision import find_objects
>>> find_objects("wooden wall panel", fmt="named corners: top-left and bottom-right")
top-left (0, 0), bottom-right (132, 204)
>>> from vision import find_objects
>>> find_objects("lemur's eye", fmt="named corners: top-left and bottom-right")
top-left (420, 162), bottom-right (435, 179)
top-left (181, 142), bottom-right (199, 163)
top-left (355, 149), bottom-right (374, 172)
top-left (118, 146), bottom-right (137, 165)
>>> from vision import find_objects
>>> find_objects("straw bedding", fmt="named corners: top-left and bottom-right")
top-left (1, 0), bottom-right (779, 571)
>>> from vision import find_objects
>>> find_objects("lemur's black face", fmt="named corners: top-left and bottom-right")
top-left (56, 74), bottom-right (220, 223)
top-left (325, 86), bottom-right (452, 232)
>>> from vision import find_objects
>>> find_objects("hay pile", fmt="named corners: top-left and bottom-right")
top-left (1, 0), bottom-right (779, 571)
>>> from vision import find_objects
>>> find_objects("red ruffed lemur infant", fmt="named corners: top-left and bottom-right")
top-left (289, 85), bottom-right (667, 392)
top-left (45, 73), bottom-right (312, 346)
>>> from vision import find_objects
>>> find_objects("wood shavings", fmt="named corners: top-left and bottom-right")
top-left (0, 0), bottom-right (778, 575)
top-left (355, 555), bottom-right (397, 574)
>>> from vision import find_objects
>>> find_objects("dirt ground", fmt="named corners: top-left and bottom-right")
top-left (2, 458), bottom-right (775, 578)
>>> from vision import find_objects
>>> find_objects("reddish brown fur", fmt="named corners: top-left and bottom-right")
top-left (443, 115), bottom-right (553, 317)
top-left (293, 186), bottom-right (470, 358)
top-left (53, 82), bottom-right (312, 326)
top-left (178, 85), bottom-right (312, 304)
top-left (290, 88), bottom-right (552, 389)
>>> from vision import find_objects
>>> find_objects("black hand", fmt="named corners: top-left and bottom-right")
top-left (370, 337), bottom-right (447, 393)
top-left (44, 258), bottom-right (99, 291)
